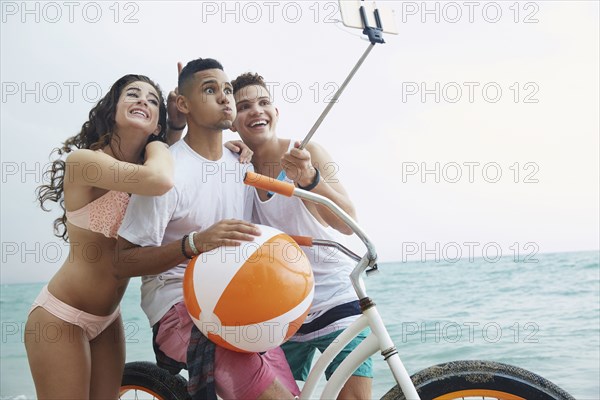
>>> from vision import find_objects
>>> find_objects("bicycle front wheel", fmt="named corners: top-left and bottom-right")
top-left (120, 361), bottom-right (190, 400)
top-left (381, 360), bottom-right (575, 400)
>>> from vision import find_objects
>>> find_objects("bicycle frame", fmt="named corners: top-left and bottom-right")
top-left (243, 172), bottom-right (420, 400)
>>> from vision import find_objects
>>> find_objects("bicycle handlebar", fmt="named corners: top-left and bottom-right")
top-left (244, 171), bottom-right (377, 272)
top-left (289, 235), bottom-right (314, 247)
top-left (288, 235), bottom-right (365, 263)
top-left (244, 171), bottom-right (295, 197)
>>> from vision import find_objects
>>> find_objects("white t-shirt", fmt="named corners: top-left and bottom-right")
top-left (118, 139), bottom-right (253, 326)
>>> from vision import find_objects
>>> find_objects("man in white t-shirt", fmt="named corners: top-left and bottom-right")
top-left (115, 58), bottom-right (299, 399)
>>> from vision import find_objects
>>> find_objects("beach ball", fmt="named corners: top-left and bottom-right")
top-left (183, 225), bottom-right (314, 353)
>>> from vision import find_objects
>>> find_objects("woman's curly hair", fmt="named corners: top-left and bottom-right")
top-left (37, 74), bottom-right (167, 241)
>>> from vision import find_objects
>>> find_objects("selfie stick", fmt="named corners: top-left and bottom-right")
top-left (299, 5), bottom-right (385, 150)
top-left (268, 4), bottom-right (386, 195)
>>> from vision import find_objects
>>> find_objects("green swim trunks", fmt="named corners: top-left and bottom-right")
top-left (281, 328), bottom-right (373, 381)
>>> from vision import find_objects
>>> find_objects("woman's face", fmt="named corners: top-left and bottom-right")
top-left (114, 81), bottom-right (161, 136)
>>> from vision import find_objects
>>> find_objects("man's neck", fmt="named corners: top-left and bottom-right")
top-left (184, 127), bottom-right (223, 161)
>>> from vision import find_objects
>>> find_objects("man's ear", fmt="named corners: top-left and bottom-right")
top-left (275, 106), bottom-right (280, 118)
top-left (176, 95), bottom-right (189, 114)
top-left (230, 123), bottom-right (238, 133)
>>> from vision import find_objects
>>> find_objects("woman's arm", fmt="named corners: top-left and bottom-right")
top-left (65, 141), bottom-right (174, 196)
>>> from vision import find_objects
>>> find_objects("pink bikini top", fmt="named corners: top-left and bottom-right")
top-left (65, 191), bottom-right (130, 238)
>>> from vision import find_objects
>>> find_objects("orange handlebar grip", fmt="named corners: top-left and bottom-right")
top-left (244, 172), bottom-right (295, 197)
top-left (289, 235), bottom-right (314, 247)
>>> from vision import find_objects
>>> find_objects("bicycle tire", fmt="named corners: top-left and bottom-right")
top-left (380, 360), bottom-right (575, 400)
top-left (120, 361), bottom-right (190, 400)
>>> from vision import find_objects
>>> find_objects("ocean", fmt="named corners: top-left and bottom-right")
top-left (1, 250), bottom-right (598, 399)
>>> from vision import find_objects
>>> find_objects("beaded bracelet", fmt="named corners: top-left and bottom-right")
top-left (181, 234), bottom-right (193, 260)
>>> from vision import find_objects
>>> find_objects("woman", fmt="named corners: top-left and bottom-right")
top-left (25, 74), bottom-right (174, 399)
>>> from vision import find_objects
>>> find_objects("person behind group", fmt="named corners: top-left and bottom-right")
top-left (230, 72), bottom-right (373, 399)
top-left (25, 74), bottom-right (174, 399)
top-left (114, 58), bottom-right (300, 400)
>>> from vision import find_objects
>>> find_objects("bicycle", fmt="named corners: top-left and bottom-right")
top-left (120, 171), bottom-right (576, 400)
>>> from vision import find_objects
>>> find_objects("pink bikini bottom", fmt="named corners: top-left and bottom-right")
top-left (29, 285), bottom-right (120, 341)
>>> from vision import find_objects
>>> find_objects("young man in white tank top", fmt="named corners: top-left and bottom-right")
top-left (230, 72), bottom-right (373, 399)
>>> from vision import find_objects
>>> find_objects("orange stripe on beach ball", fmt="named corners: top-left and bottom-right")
top-left (216, 234), bottom-right (313, 326)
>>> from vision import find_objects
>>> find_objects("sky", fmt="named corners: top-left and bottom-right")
top-left (1, 1), bottom-right (599, 284)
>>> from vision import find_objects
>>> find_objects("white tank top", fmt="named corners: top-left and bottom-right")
top-left (252, 143), bottom-right (358, 339)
